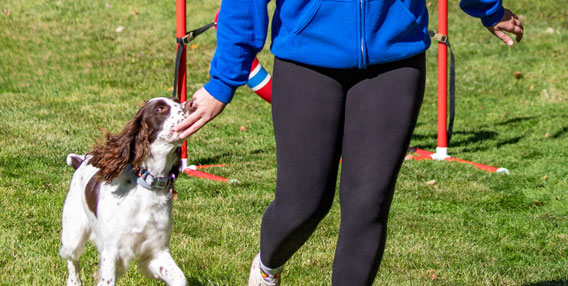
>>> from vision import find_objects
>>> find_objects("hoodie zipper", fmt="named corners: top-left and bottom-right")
top-left (359, 0), bottom-right (367, 69)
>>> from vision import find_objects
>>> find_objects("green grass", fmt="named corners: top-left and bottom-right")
top-left (1, 0), bottom-right (567, 285)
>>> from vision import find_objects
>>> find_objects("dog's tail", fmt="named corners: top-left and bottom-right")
top-left (66, 154), bottom-right (85, 170)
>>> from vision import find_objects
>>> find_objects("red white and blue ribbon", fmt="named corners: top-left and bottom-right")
top-left (247, 58), bottom-right (272, 103)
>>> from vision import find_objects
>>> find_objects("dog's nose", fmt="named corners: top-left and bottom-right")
top-left (182, 100), bottom-right (195, 113)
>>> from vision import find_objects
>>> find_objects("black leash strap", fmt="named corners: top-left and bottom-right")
top-left (181, 22), bottom-right (216, 45)
top-left (428, 30), bottom-right (456, 145)
top-left (172, 38), bottom-right (185, 98)
top-left (172, 22), bottom-right (216, 98)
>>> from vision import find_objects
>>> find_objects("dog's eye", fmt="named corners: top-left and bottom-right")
top-left (156, 106), bottom-right (169, 113)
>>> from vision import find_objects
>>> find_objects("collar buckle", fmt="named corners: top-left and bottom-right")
top-left (135, 166), bottom-right (175, 190)
top-left (154, 178), bottom-right (169, 189)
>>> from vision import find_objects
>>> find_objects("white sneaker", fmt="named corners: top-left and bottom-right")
top-left (248, 253), bottom-right (281, 286)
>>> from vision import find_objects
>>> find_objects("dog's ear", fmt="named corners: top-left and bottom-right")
top-left (89, 104), bottom-right (149, 182)
top-left (130, 119), bottom-right (152, 172)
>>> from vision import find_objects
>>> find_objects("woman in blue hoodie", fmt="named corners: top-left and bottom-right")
top-left (176, 1), bottom-right (523, 285)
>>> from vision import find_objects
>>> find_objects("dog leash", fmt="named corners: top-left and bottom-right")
top-left (172, 22), bottom-right (216, 98)
top-left (171, 19), bottom-right (238, 184)
top-left (428, 29), bottom-right (456, 145)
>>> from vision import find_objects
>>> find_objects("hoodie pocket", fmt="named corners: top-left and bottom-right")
top-left (292, 0), bottom-right (360, 67)
top-left (292, 0), bottom-right (323, 34)
top-left (366, 0), bottom-right (421, 47)
top-left (394, 0), bottom-right (420, 24)
top-left (363, 0), bottom-right (426, 63)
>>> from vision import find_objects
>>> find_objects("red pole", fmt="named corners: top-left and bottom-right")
top-left (408, 1), bottom-right (509, 173)
top-left (437, 0), bottom-right (448, 150)
top-left (176, 0), bottom-right (189, 166)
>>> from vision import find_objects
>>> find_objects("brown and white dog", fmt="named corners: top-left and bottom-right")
top-left (60, 97), bottom-right (192, 286)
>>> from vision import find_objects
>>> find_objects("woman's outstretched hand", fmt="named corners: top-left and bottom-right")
top-left (176, 87), bottom-right (227, 139)
top-left (487, 8), bottom-right (524, 46)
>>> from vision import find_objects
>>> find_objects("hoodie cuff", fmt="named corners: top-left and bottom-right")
top-left (204, 77), bottom-right (237, 104)
top-left (481, 5), bottom-right (505, 27)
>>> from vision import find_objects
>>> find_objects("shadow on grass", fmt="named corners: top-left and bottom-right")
top-left (412, 130), bottom-right (521, 152)
top-left (189, 148), bottom-right (273, 166)
top-left (187, 276), bottom-right (237, 286)
top-left (523, 280), bottom-right (568, 286)
top-left (190, 152), bottom-right (235, 166)
top-left (493, 116), bottom-right (538, 126)
top-left (411, 115), bottom-right (537, 151)
top-left (187, 277), bottom-right (207, 286)
top-left (551, 125), bottom-right (568, 139)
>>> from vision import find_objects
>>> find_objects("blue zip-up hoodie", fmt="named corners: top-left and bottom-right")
top-left (205, 0), bottom-right (505, 103)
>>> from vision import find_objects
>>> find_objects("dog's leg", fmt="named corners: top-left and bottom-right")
top-left (60, 230), bottom-right (87, 286)
top-left (64, 260), bottom-right (83, 286)
top-left (140, 251), bottom-right (187, 286)
top-left (97, 249), bottom-right (118, 286)
top-left (60, 188), bottom-right (90, 286)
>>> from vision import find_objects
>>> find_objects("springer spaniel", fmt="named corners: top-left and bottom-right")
top-left (60, 97), bottom-right (193, 286)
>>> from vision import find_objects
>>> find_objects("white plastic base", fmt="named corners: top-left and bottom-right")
top-left (181, 158), bottom-right (189, 171)
top-left (430, 147), bottom-right (450, 160)
top-left (496, 168), bottom-right (510, 175)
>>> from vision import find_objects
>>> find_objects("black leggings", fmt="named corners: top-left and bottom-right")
top-left (260, 54), bottom-right (426, 286)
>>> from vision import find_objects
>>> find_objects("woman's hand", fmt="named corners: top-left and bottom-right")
top-left (487, 8), bottom-right (524, 46)
top-left (176, 87), bottom-right (227, 139)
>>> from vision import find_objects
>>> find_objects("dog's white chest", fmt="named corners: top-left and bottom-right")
top-left (96, 184), bottom-right (173, 255)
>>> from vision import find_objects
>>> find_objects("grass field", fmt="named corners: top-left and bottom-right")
top-left (1, 0), bottom-right (567, 285)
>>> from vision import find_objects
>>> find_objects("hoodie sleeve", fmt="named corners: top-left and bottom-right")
top-left (459, 0), bottom-right (505, 27)
top-left (203, 0), bottom-right (270, 104)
